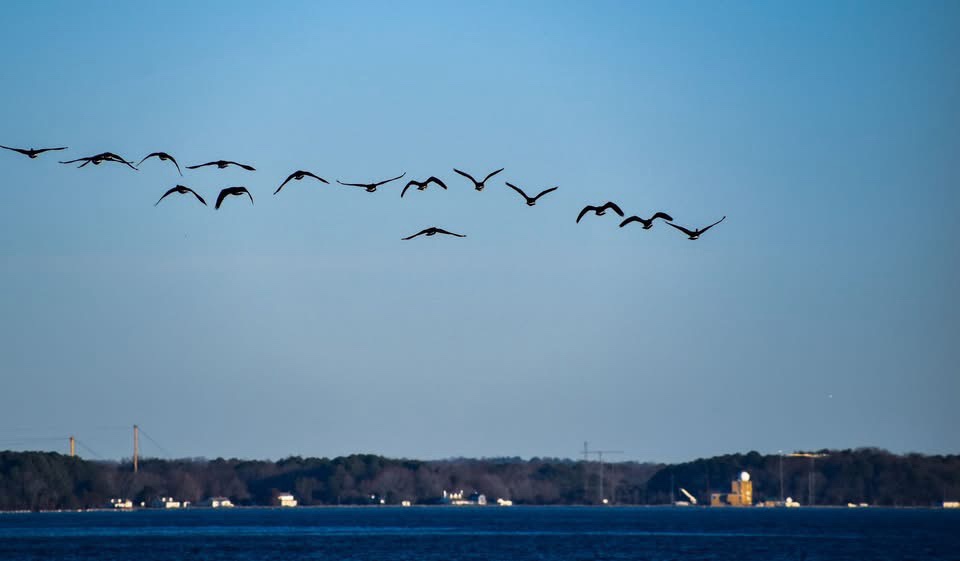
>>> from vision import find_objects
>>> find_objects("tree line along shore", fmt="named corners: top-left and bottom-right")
top-left (0, 448), bottom-right (957, 511)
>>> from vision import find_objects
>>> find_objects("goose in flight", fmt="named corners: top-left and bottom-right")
top-left (505, 183), bottom-right (558, 206)
top-left (666, 216), bottom-right (726, 240)
top-left (138, 152), bottom-right (182, 176)
top-left (576, 202), bottom-right (624, 223)
top-left (453, 167), bottom-right (504, 191)
top-left (1, 145), bottom-right (68, 159)
top-left (402, 227), bottom-right (466, 240)
top-left (215, 186), bottom-right (254, 209)
top-left (187, 160), bottom-right (256, 171)
top-left (274, 170), bottom-right (329, 195)
top-left (337, 172), bottom-right (405, 193)
top-left (401, 176), bottom-right (447, 198)
top-left (155, 185), bottom-right (206, 206)
top-left (60, 152), bottom-right (138, 170)
top-left (619, 212), bottom-right (674, 229)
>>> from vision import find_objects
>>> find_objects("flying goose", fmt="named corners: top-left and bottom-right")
top-left (187, 160), bottom-right (256, 171)
top-left (619, 212), bottom-right (674, 229)
top-left (215, 186), bottom-right (254, 209)
top-left (60, 152), bottom-right (138, 170)
top-left (138, 152), bottom-right (182, 176)
top-left (401, 176), bottom-right (447, 198)
top-left (402, 227), bottom-right (466, 240)
top-left (453, 168), bottom-right (504, 191)
top-left (576, 202), bottom-right (625, 223)
top-left (155, 185), bottom-right (206, 206)
top-left (505, 183), bottom-right (558, 206)
top-left (274, 170), bottom-right (329, 195)
top-left (0, 145), bottom-right (67, 159)
top-left (337, 172), bottom-right (406, 193)
top-left (666, 216), bottom-right (726, 240)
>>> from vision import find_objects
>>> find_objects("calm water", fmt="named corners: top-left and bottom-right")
top-left (0, 507), bottom-right (957, 560)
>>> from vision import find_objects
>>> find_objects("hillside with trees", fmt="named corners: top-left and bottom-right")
top-left (0, 449), bottom-right (956, 511)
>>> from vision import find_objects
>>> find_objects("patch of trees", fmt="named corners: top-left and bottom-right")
top-left (645, 448), bottom-right (960, 506)
top-left (0, 448), bottom-right (955, 510)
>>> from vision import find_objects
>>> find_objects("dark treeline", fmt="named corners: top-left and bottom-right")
top-left (0, 448), bottom-right (956, 511)
top-left (646, 448), bottom-right (960, 507)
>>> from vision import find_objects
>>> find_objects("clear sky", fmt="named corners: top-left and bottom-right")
top-left (0, 1), bottom-right (957, 463)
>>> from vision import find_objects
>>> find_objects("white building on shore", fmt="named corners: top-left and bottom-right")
top-left (276, 493), bottom-right (298, 507)
top-left (197, 497), bottom-right (234, 508)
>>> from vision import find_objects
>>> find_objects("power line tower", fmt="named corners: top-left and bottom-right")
top-left (788, 452), bottom-right (828, 505)
top-left (580, 446), bottom-right (624, 504)
top-left (133, 425), bottom-right (139, 473)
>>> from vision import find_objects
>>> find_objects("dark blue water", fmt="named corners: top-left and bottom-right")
top-left (0, 507), bottom-right (957, 560)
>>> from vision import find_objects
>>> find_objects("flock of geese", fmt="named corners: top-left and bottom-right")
top-left (1, 144), bottom-right (726, 241)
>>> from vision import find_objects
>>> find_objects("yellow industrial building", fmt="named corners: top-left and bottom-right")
top-left (711, 472), bottom-right (753, 507)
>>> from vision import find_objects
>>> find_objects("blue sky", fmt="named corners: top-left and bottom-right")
top-left (0, 1), bottom-right (957, 463)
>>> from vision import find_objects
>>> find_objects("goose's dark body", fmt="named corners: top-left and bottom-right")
top-left (453, 168), bottom-right (503, 191)
top-left (666, 216), bottom-right (726, 240)
top-left (337, 172), bottom-right (406, 193)
top-left (505, 183), bottom-right (558, 206)
top-left (275, 170), bottom-right (329, 195)
top-left (619, 212), bottom-right (674, 229)
top-left (401, 176), bottom-right (447, 198)
top-left (187, 160), bottom-right (256, 171)
top-left (139, 152), bottom-right (182, 176)
top-left (576, 202), bottom-right (624, 223)
top-left (155, 185), bottom-right (206, 206)
top-left (215, 186), bottom-right (254, 209)
top-left (60, 152), bottom-right (137, 170)
top-left (0, 145), bottom-right (67, 159)
top-left (402, 227), bottom-right (466, 240)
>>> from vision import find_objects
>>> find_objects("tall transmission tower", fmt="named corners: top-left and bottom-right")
top-left (579, 444), bottom-right (624, 503)
top-left (788, 452), bottom-right (828, 505)
top-left (133, 425), bottom-right (139, 473)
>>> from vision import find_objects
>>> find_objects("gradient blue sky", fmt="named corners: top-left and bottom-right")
top-left (0, 1), bottom-right (957, 463)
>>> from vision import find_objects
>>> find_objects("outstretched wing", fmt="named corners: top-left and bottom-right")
top-left (532, 186), bottom-right (559, 201)
top-left (433, 228), bottom-right (465, 238)
top-left (167, 154), bottom-right (183, 176)
top-left (214, 188), bottom-right (230, 209)
top-left (59, 157), bottom-right (90, 164)
top-left (274, 172), bottom-right (298, 195)
top-left (302, 171), bottom-right (328, 184)
top-left (187, 187), bottom-right (207, 206)
top-left (576, 206), bottom-right (598, 223)
top-left (337, 180), bottom-right (368, 188)
top-left (401, 181), bottom-right (415, 198)
top-left (38, 147), bottom-right (68, 153)
top-left (604, 202), bottom-right (624, 216)
top-left (154, 186), bottom-right (180, 206)
top-left (186, 161), bottom-right (216, 169)
top-left (374, 172), bottom-right (406, 187)
top-left (402, 228), bottom-right (430, 240)
top-left (243, 188), bottom-right (254, 205)
top-left (453, 168), bottom-right (478, 184)
top-left (482, 168), bottom-right (504, 183)
top-left (138, 152), bottom-right (162, 167)
top-left (505, 182), bottom-right (529, 200)
top-left (0, 145), bottom-right (30, 156)
top-left (619, 216), bottom-right (643, 228)
top-left (665, 222), bottom-right (696, 237)
top-left (428, 176), bottom-right (448, 189)
top-left (650, 212), bottom-right (673, 222)
top-left (698, 215), bottom-right (726, 235)
top-left (225, 161), bottom-right (256, 171)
